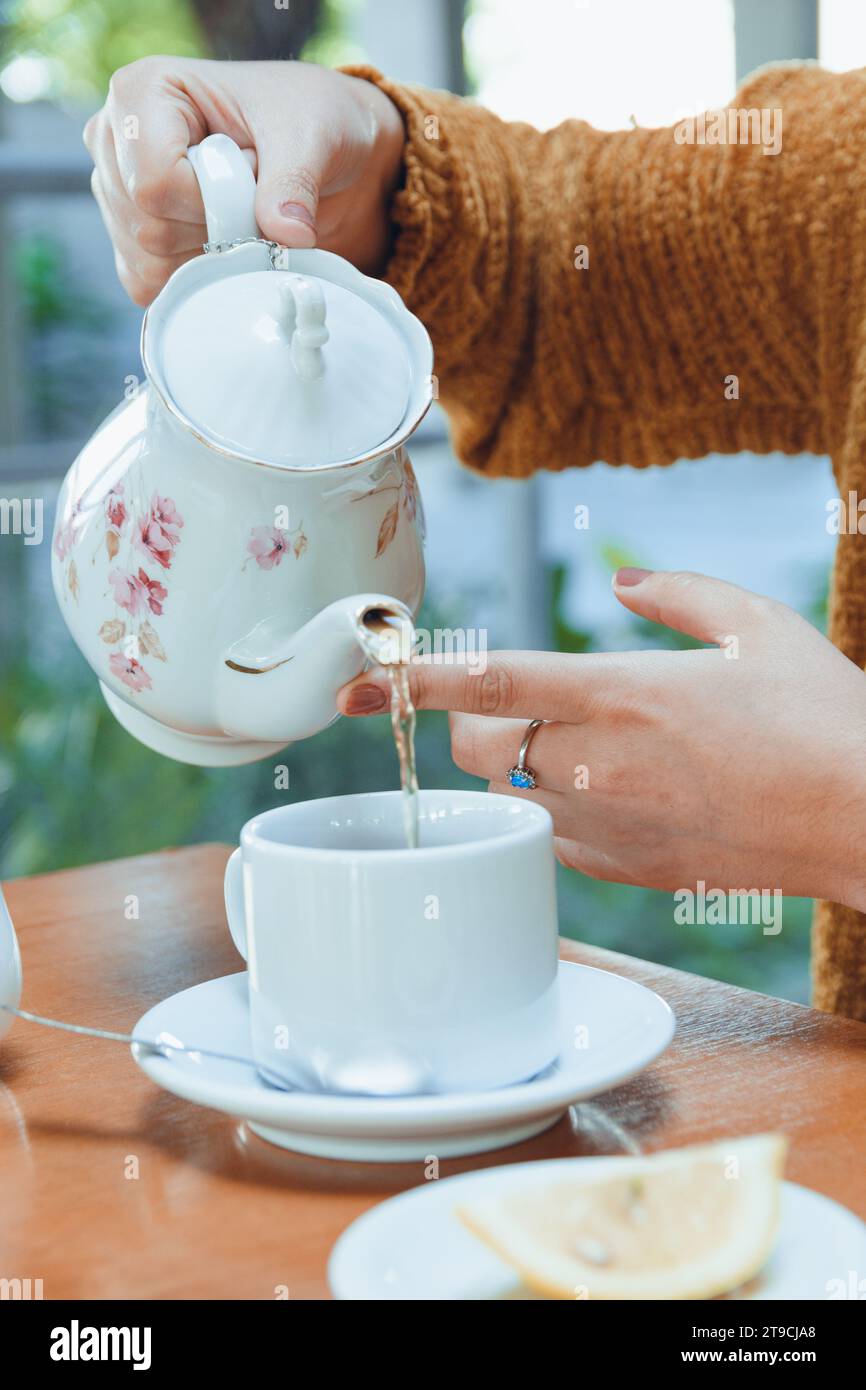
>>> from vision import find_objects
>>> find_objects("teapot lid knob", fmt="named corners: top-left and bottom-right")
top-left (280, 275), bottom-right (329, 383)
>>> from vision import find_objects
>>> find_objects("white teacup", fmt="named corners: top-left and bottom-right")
top-left (224, 789), bottom-right (560, 1095)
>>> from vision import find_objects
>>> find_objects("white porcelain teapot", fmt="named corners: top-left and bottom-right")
top-left (52, 135), bottom-right (432, 765)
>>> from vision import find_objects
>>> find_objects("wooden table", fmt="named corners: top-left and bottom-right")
top-left (1, 844), bottom-right (865, 1300)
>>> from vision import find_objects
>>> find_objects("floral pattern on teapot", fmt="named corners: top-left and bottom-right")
top-left (55, 483), bottom-right (186, 696)
top-left (353, 456), bottom-right (424, 558)
top-left (244, 518), bottom-right (309, 570)
top-left (53, 452), bottom-right (424, 703)
top-left (239, 453), bottom-right (423, 575)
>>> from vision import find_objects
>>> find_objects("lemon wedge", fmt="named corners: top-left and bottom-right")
top-left (458, 1134), bottom-right (787, 1300)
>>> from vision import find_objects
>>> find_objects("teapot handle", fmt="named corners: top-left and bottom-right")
top-left (188, 134), bottom-right (259, 246)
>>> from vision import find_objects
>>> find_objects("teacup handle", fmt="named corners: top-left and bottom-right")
top-left (188, 134), bottom-right (259, 246)
top-left (0, 882), bottom-right (23, 1042)
top-left (224, 848), bottom-right (248, 961)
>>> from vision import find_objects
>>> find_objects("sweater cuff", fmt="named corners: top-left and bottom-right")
top-left (339, 64), bottom-right (453, 305)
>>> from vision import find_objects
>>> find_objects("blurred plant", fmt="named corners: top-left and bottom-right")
top-left (0, 652), bottom-right (210, 876)
top-left (1, 0), bottom-right (203, 105)
top-left (805, 561), bottom-right (829, 633)
top-left (15, 235), bottom-right (105, 333)
top-left (13, 233), bottom-right (114, 434)
top-left (550, 564), bottom-right (592, 654)
top-left (1, 0), bottom-right (359, 104)
top-left (301, 0), bottom-right (365, 67)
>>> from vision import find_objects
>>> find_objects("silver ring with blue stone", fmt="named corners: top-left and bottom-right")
top-left (507, 719), bottom-right (548, 790)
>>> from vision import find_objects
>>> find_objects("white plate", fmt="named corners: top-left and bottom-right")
top-left (328, 1159), bottom-right (866, 1300)
top-left (131, 961), bottom-right (674, 1161)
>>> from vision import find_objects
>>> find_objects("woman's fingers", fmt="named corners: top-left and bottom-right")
top-left (86, 103), bottom-right (205, 305)
top-left (485, 772), bottom-right (608, 861)
top-left (553, 836), bottom-right (643, 885)
top-left (486, 780), bottom-right (575, 829)
top-left (112, 243), bottom-right (200, 307)
top-left (250, 114), bottom-right (333, 247)
top-left (486, 784), bottom-right (656, 887)
top-left (487, 781), bottom-right (655, 887)
top-left (92, 167), bottom-right (204, 257)
top-left (87, 58), bottom-right (407, 303)
top-left (101, 60), bottom-right (207, 220)
top-left (451, 714), bottom-right (588, 793)
top-left (340, 649), bottom-right (644, 722)
top-left (612, 567), bottom-right (787, 646)
top-left (339, 644), bottom-right (727, 722)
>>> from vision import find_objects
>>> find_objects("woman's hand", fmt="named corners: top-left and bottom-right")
top-left (338, 569), bottom-right (866, 912)
top-left (83, 57), bottom-right (404, 304)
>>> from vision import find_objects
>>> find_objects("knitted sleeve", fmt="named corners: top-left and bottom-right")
top-left (344, 62), bottom-right (866, 1022)
top-left (343, 63), bottom-right (866, 482)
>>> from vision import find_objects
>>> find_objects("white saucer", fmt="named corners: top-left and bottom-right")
top-left (131, 962), bottom-right (675, 1162)
top-left (329, 1159), bottom-right (866, 1299)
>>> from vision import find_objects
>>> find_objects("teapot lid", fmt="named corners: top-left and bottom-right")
top-left (143, 136), bottom-right (432, 471)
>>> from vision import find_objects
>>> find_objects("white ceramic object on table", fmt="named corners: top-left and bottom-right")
top-left (328, 1163), bottom-right (866, 1300)
top-left (0, 884), bottom-right (23, 1042)
top-left (224, 790), bottom-right (561, 1095)
top-left (130, 960), bottom-right (676, 1161)
top-left (52, 134), bottom-right (433, 766)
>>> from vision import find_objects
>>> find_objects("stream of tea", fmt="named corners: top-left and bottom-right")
top-left (355, 611), bottom-right (419, 850)
top-left (386, 662), bottom-right (419, 850)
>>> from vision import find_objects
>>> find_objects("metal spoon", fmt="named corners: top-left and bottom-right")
top-left (0, 1003), bottom-right (293, 1091)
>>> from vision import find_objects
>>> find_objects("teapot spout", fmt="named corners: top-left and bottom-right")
top-left (215, 594), bottom-right (414, 745)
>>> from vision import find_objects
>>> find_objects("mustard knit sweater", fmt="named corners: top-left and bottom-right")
top-left (346, 62), bottom-right (866, 1020)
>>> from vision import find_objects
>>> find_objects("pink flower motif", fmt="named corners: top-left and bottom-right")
top-left (106, 484), bottom-right (126, 532)
top-left (53, 505), bottom-right (79, 560)
top-left (134, 494), bottom-right (183, 570)
top-left (247, 525), bottom-right (289, 570)
top-left (151, 494), bottom-right (184, 532)
top-left (137, 568), bottom-right (167, 617)
top-left (53, 522), bottom-right (73, 561)
top-left (109, 652), bottom-right (152, 693)
top-left (136, 515), bottom-right (174, 570)
top-left (108, 567), bottom-right (146, 617)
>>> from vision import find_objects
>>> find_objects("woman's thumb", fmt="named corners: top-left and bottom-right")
top-left (611, 568), bottom-right (769, 645)
top-left (253, 129), bottom-right (328, 247)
